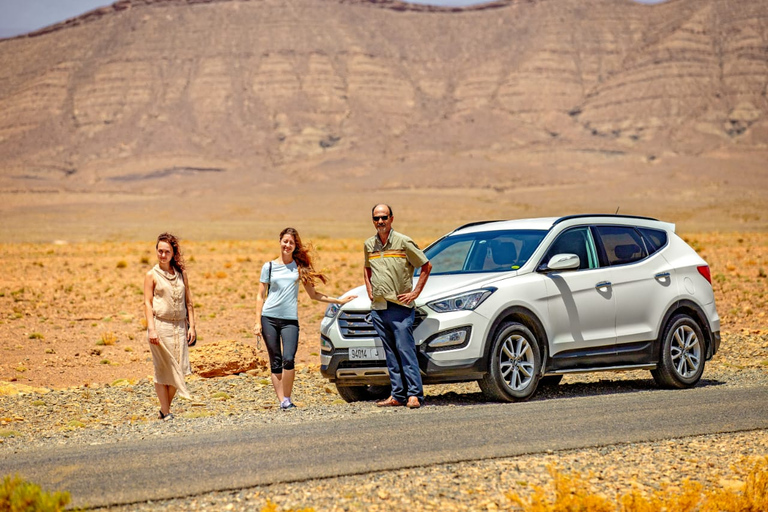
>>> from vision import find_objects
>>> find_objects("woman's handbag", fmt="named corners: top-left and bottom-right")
top-left (185, 270), bottom-right (197, 347)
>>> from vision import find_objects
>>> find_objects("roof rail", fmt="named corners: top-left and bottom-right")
top-left (553, 213), bottom-right (659, 226)
top-left (449, 220), bottom-right (504, 234)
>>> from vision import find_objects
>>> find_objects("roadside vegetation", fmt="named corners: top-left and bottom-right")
top-left (0, 474), bottom-right (71, 512)
top-left (509, 456), bottom-right (767, 511)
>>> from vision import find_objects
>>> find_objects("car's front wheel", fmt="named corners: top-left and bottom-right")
top-left (335, 384), bottom-right (391, 403)
top-left (479, 322), bottom-right (541, 402)
top-left (651, 313), bottom-right (706, 388)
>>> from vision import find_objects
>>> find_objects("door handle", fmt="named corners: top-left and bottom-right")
top-left (595, 281), bottom-right (612, 289)
top-left (655, 272), bottom-right (671, 279)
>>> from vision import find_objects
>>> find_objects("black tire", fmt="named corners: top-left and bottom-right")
top-left (539, 375), bottom-right (563, 387)
top-left (335, 384), bottom-right (391, 403)
top-left (479, 322), bottom-right (541, 402)
top-left (651, 313), bottom-right (706, 389)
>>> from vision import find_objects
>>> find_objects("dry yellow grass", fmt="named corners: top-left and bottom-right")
top-left (508, 456), bottom-right (768, 512)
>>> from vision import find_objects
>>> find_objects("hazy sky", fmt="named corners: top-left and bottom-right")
top-left (0, 0), bottom-right (670, 39)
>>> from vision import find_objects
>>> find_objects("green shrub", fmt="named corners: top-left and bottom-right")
top-left (0, 474), bottom-right (71, 512)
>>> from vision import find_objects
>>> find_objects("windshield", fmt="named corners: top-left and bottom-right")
top-left (418, 229), bottom-right (547, 276)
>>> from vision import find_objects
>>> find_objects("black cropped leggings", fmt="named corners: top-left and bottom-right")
top-left (261, 316), bottom-right (299, 374)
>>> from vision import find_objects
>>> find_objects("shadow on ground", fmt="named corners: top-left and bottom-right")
top-left (422, 377), bottom-right (727, 407)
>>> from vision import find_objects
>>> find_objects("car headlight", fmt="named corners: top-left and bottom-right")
top-left (324, 303), bottom-right (341, 319)
top-left (426, 288), bottom-right (496, 313)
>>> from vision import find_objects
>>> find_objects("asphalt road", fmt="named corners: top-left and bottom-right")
top-left (2, 385), bottom-right (767, 508)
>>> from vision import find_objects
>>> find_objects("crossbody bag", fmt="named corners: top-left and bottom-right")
top-left (257, 262), bottom-right (273, 350)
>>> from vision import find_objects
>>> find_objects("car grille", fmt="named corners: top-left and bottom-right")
top-left (338, 309), bottom-right (426, 339)
top-left (338, 311), bottom-right (377, 338)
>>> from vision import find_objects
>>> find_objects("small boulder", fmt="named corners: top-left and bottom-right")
top-left (190, 341), bottom-right (267, 378)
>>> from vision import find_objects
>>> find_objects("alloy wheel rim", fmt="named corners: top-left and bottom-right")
top-left (499, 334), bottom-right (534, 391)
top-left (670, 324), bottom-right (701, 378)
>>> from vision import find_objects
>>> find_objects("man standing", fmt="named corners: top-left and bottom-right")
top-left (364, 204), bottom-right (432, 409)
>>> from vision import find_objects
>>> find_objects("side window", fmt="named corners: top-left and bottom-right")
top-left (638, 228), bottom-right (668, 255)
top-left (543, 227), bottom-right (598, 270)
top-left (595, 226), bottom-right (649, 266)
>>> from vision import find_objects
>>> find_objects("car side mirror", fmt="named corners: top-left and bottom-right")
top-left (538, 253), bottom-right (580, 273)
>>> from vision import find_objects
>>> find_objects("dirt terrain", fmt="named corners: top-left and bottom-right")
top-left (0, 232), bottom-right (765, 389)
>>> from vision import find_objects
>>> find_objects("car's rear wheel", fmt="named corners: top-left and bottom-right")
top-left (651, 313), bottom-right (705, 388)
top-left (479, 322), bottom-right (541, 402)
top-left (335, 384), bottom-right (391, 403)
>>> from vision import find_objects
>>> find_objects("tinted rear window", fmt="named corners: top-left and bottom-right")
top-left (595, 226), bottom-right (648, 266)
top-left (639, 228), bottom-right (668, 254)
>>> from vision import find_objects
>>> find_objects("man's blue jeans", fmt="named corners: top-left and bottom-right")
top-left (370, 302), bottom-right (424, 403)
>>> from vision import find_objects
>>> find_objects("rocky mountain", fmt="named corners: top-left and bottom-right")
top-left (0, 0), bottom-right (766, 240)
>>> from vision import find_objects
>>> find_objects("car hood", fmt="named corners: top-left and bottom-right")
top-left (339, 272), bottom-right (515, 311)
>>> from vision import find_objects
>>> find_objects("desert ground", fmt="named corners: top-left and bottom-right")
top-left (0, 230), bottom-right (766, 511)
top-left (0, 231), bottom-right (765, 389)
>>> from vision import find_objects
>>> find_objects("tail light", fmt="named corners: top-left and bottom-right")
top-left (697, 265), bottom-right (712, 285)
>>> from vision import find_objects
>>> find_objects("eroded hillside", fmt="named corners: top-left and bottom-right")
top-left (0, 0), bottom-right (766, 240)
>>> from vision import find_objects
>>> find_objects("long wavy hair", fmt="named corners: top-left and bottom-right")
top-left (280, 227), bottom-right (327, 286)
top-left (156, 232), bottom-right (185, 274)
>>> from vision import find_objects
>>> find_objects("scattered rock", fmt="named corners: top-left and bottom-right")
top-left (0, 381), bottom-right (51, 396)
top-left (190, 341), bottom-right (267, 378)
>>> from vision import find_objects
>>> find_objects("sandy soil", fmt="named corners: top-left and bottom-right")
top-left (0, 232), bottom-right (765, 389)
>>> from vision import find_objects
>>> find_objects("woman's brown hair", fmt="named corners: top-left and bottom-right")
top-left (280, 227), bottom-right (327, 286)
top-left (156, 232), bottom-right (185, 274)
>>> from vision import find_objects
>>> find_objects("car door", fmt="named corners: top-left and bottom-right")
top-left (594, 225), bottom-right (677, 348)
top-left (541, 227), bottom-right (617, 362)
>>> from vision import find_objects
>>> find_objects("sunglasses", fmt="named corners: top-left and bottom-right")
top-left (373, 215), bottom-right (390, 221)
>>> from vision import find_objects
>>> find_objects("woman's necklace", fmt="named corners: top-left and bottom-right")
top-left (158, 265), bottom-right (183, 309)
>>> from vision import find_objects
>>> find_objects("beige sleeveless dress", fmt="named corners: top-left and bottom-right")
top-left (149, 264), bottom-right (191, 399)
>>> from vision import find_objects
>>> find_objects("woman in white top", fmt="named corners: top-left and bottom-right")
top-left (253, 227), bottom-right (355, 409)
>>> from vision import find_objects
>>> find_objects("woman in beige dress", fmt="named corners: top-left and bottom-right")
top-left (143, 232), bottom-right (196, 420)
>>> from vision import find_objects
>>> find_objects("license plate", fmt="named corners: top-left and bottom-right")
top-left (348, 347), bottom-right (384, 360)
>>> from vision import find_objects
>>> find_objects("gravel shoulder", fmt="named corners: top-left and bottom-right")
top-left (1, 331), bottom-right (767, 510)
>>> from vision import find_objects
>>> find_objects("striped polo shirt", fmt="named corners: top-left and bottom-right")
top-left (364, 229), bottom-right (429, 310)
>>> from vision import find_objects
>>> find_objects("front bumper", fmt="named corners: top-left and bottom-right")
top-left (320, 329), bottom-right (486, 386)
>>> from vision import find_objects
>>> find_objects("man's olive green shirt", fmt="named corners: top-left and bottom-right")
top-left (364, 229), bottom-right (429, 310)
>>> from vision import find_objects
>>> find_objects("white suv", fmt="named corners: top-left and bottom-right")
top-left (320, 215), bottom-right (721, 402)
